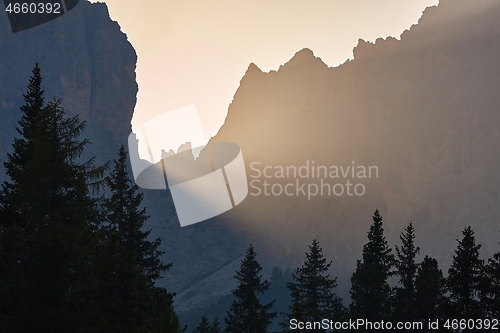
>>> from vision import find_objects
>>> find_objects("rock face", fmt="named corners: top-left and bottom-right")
top-left (0, 0), bottom-right (137, 166)
top-left (199, 0), bottom-right (500, 314)
top-left (132, 0), bottom-right (500, 323)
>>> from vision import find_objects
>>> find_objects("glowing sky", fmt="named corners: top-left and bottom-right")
top-left (88, 0), bottom-right (439, 156)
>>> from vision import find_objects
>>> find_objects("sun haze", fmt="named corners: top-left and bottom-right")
top-left (89, 0), bottom-right (438, 158)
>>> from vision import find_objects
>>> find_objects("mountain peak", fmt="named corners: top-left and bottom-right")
top-left (246, 62), bottom-right (263, 74)
top-left (279, 48), bottom-right (326, 70)
top-left (292, 47), bottom-right (315, 60)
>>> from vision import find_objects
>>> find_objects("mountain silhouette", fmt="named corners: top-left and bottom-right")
top-left (177, 0), bottom-right (500, 316)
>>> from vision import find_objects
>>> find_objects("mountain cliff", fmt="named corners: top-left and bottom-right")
top-left (190, 0), bottom-right (500, 314)
top-left (169, 0), bottom-right (500, 324)
top-left (0, 0), bottom-right (137, 165)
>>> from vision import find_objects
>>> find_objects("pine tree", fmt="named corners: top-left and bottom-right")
top-left (0, 65), bottom-right (106, 332)
top-left (105, 146), bottom-right (170, 283)
top-left (0, 65), bottom-right (46, 321)
top-left (211, 317), bottom-right (222, 333)
top-left (224, 244), bottom-right (276, 333)
top-left (393, 222), bottom-right (420, 323)
top-left (0, 64), bottom-right (45, 227)
top-left (150, 288), bottom-right (186, 333)
top-left (349, 210), bottom-right (394, 324)
top-left (482, 238), bottom-right (500, 318)
top-left (414, 256), bottom-right (446, 328)
top-left (90, 146), bottom-right (181, 332)
top-left (283, 239), bottom-right (344, 333)
top-left (445, 226), bottom-right (485, 321)
top-left (192, 315), bottom-right (211, 333)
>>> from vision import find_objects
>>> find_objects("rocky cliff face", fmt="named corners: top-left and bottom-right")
top-left (167, 1), bottom-right (500, 323)
top-left (200, 0), bottom-right (500, 307)
top-left (0, 0), bottom-right (137, 166)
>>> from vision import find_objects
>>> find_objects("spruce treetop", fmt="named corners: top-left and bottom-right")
top-left (349, 209), bottom-right (394, 321)
top-left (19, 63), bottom-right (44, 138)
top-left (286, 239), bottom-right (344, 326)
top-left (446, 226), bottom-right (485, 318)
top-left (225, 244), bottom-right (276, 333)
top-left (363, 209), bottom-right (394, 271)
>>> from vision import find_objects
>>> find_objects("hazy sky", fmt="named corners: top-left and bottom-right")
top-left (89, 0), bottom-right (439, 157)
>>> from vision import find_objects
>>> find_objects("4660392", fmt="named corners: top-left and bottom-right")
top-left (5, 2), bottom-right (61, 14)
top-left (444, 318), bottom-right (499, 330)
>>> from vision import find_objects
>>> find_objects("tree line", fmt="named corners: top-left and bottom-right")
top-left (0, 65), bottom-right (185, 332)
top-left (193, 215), bottom-right (499, 332)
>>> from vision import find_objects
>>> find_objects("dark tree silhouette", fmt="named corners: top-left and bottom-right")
top-left (224, 244), bottom-right (276, 333)
top-left (210, 317), bottom-right (222, 333)
top-left (482, 237), bottom-right (500, 318)
top-left (0, 64), bottom-right (106, 332)
top-left (349, 210), bottom-right (394, 326)
top-left (445, 226), bottom-right (485, 323)
top-left (414, 256), bottom-right (446, 330)
top-left (192, 315), bottom-right (211, 333)
top-left (90, 146), bottom-right (182, 332)
top-left (283, 239), bottom-right (344, 333)
top-left (393, 222), bottom-right (420, 323)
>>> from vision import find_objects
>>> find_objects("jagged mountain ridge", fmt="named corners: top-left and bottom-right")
top-left (182, 0), bottom-right (500, 313)
top-left (173, 0), bottom-right (500, 321)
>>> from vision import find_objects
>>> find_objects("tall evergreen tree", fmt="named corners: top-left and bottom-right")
top-left (105, 146), bottom-right (170, 284)
top-left (0, 65), bottom-right (46, 318)
top-left (283, 239), bottom-right (344, 333)
top-left (393, 222), bottom-right (420, 323)
top-left (0, 65), bottom-right (106, 332)
top-left (211, 317), bottom-right (222, 333)
top-left (414, 256), bottom-right (446, 329)
top-left (482, 238), bottom-right (500, 318)
top-left (192, 315), bottom-right (211, 333)
top-left (89, 146), bottom-right (181, 332)
top-left (0, 63), bottom-right (45, 226)
top-left (224, 244), bottom-right (276, 333)
top-left (445, 226), bottom-right (485, 322)
top-left (349, 210), bottom-right (394, 324)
